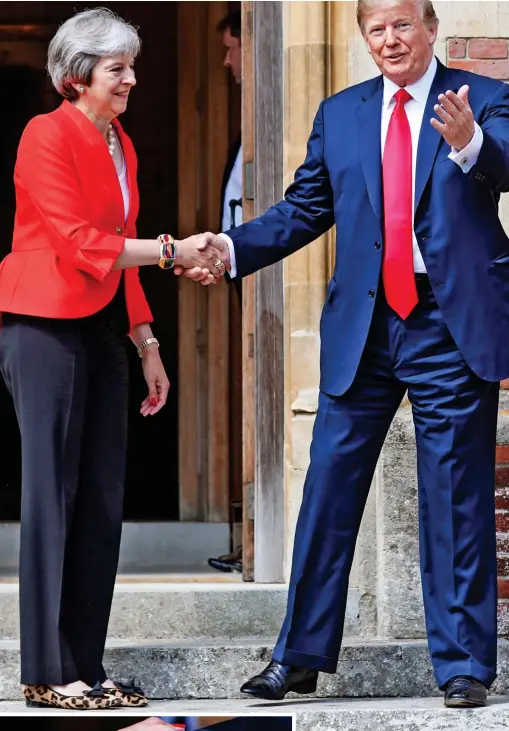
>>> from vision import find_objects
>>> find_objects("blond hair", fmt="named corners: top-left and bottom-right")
top-left (356, 0), bottom-right (438, 30)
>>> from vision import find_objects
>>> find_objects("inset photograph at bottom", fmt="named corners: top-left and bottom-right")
top-left (0, 717), bottom-right (294, 731)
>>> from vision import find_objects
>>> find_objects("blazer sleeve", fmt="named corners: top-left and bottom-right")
top-left (467, 81), bottom-right (509, 193)
top-left (227, 101), bottom-right (335, 278)
top-left (124, 266), bottom-right (153, 328)
top-left (15, 115), bottom-right (126, 282)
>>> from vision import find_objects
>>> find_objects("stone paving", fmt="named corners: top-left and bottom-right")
top-left (2, 697), bottom-right (509, 729)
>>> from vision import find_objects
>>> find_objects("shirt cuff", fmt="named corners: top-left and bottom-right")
top-left (448, 122), bottom-right (483, 173)
top-left (218, 233), bottom-right (237, 279)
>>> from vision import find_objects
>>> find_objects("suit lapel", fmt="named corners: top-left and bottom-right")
top-left (61, 101), bottom-right (124, 220)
top-left (357, 78), bottom-right (384, 227)
top-left (414, 60), bottom-right (452, 214)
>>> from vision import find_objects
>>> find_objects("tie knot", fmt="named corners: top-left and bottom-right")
top-left (394, 88), bottom-right (412, 106)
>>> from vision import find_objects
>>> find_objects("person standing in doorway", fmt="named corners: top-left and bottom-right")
top-left (218, 10), bottom-right (243, 237)
top-left (0, 7), bottom-right (224, 711)
top-left (208, 9), bottom-right (244, 575)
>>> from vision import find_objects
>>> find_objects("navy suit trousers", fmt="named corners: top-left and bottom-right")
top-left (273, 281), bottom-right (499, 689)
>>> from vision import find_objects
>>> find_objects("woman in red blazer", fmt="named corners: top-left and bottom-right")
top-left (0, 7), bottom-right (223, 712)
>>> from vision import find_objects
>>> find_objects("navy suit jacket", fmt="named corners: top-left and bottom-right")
top-left (228, 59), bottom-right (509, 396)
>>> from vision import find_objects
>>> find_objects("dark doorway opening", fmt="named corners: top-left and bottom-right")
top-left (0, 2), bottom-right (179, 521)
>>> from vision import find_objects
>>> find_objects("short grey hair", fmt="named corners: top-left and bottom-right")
top-left (357, 0), bottom-right (439, 30)
top-left (47, 7), bottom-right (141, 101)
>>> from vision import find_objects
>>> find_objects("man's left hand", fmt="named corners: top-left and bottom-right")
top-left (430, 84), bottom-right (475, 150)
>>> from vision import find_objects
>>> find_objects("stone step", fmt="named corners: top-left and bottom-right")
top-left (2, 638), bottom-right (509, 702)
top-left (0, 522), bottom-right (231, 574)
top-left (2, 697), bottom-right (509, 729)
top-left (0, 582), bottom-right (361, 641)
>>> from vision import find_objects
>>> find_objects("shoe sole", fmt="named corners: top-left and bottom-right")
top-left (25, 699), bottom-right (122, 710)
top-left (241, 682), bottom-right (317, 702)
top-left (444, 698), bottom-right (487, 708)
top-left (241, 688), bottom-right (286, 701)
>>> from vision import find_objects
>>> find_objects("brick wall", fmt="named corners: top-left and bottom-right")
top-left (497, 446), bottom-right (509, 635)
top-left (448, 37), bottom-right (509, 80)
top-left (447, 38), bottom-right (509, 636)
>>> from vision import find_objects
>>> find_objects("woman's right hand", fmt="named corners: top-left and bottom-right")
top-left (175, 233), bottom-right (229, 274)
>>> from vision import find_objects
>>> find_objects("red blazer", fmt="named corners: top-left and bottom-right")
top-left (0, 100), bottom-right (152, 329)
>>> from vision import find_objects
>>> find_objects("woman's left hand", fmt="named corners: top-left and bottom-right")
top-left (140, 346), bottom-right (170, 416)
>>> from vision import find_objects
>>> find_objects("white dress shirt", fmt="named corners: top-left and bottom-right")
top-left (114, 129), bottom-right (130, 223)
top-left (383, 56), bottom-right (482, 272)
top-left (118, 155), bottom-right (130, 224)
top-left (222, 56), bottom-right (483, 278)
top-left (222, 145), bottom-right (243, 232)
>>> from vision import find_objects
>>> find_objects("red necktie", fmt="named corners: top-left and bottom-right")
top-left (382, 88), bottom-right (418, 320)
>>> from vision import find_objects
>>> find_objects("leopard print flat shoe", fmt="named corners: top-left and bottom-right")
top-left (110, 678), bottom-right (149, 707)
top-left (24, 682), bottom-right (123, 710)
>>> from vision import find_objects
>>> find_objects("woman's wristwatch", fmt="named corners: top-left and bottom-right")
top-left (137, 337), bottom-right (159, 358)
top-left (158, 234), bottom-right (177, 269)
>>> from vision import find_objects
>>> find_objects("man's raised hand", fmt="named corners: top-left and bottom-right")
top-left (430, 85), bottom-right (475, 150)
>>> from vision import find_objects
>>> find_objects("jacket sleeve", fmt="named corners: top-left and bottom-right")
top-left (467, 81), bottom-right (509, 193)
top-left (15, 115), bottom-right (126, 281)
top-left (227, 101), bottom-right (335, 278)
top-left (124, 267), bottom-right (153, 329)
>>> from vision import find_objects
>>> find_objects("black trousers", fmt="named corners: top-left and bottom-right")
top-left (0, 313), bottom-right (128, 685)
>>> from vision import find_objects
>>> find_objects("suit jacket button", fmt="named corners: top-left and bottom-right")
top-left (368, 289), bottom-right (375, 298)
top-left (115, 226), bottom-right (123, 234)
top-left (374, 241), bottom-right (381, 250)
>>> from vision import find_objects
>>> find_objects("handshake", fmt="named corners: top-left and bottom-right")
top-left (172, 232), bottom-right (231, 286)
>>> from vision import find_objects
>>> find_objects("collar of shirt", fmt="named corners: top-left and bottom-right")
top-left (382, 55), bottom-right (437, 111)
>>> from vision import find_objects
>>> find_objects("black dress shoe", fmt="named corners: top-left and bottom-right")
top-left (208, 548), bottom-right (242, 573)
top-left (208, 556), bottom-right (242, 573)
top-left (240, 660), bottom-right (318, 700)
top-left (444, 676), bottom-right (487, 708)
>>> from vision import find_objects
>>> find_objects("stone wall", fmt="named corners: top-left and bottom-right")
top-left (282, 1), bottom-right (360, 582)
top-left (497, 444), bottom-right (509, 635)
top-left (447, 31), bottom-right (509, 636)
top-left (282, 1), bottom-right (509, 640)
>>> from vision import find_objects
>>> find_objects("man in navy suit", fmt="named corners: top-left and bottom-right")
top-left (178, 0), bottom-right (509, 708)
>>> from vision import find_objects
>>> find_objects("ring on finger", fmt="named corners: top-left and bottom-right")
top-left (212, 261), bottom-right (224, 278)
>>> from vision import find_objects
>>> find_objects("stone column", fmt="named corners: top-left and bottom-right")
top-left (282, 2), bottom-right (369, 636)
top-left (283, 0), bottom-right (331, 580)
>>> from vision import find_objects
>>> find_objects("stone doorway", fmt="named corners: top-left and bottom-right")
top-left (0, 1), bottom-right (241, 576)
